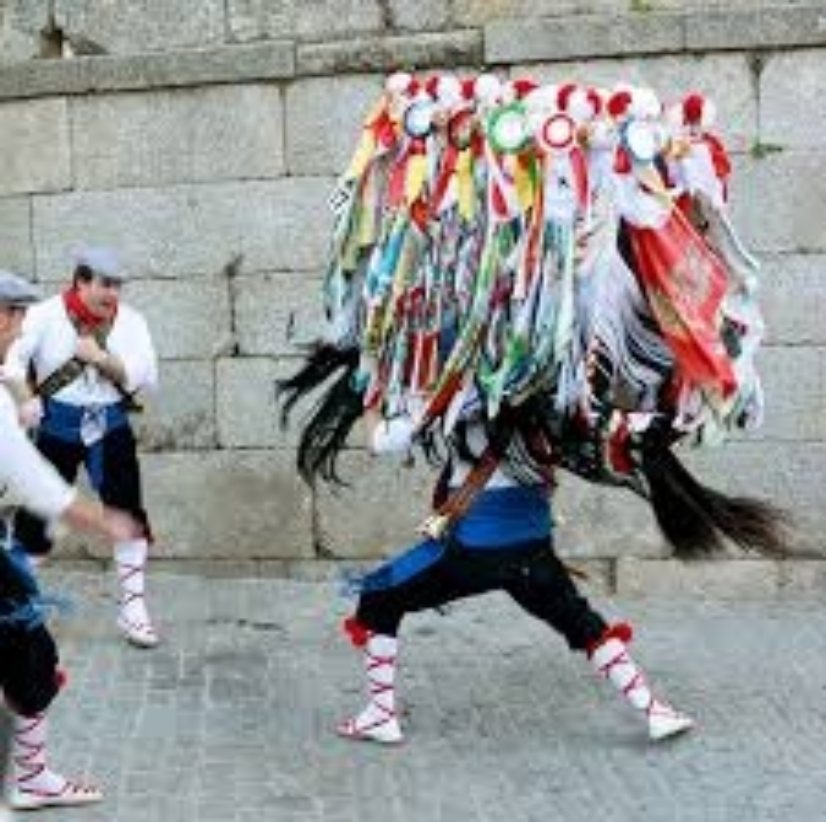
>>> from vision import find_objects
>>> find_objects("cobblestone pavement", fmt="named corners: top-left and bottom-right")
top-left (18, 569), bottom-right (826, 822)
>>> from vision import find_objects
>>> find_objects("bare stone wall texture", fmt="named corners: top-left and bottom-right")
top-left (0, 1), bottom-right (825, 590)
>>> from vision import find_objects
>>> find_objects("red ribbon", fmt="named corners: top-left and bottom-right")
top-left (630, 210), bottom-right (735, 397)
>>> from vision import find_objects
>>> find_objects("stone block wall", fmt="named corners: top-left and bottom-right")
top-left (0, 1), bottom-right (824, 593)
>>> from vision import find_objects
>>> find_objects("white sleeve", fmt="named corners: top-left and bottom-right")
top-left (4, 305), bottom-right (43, 382)
top-left (370, 416), bottom-right (415, 454)
top-left (120, 312), bottom-right (159, 394)
top-left (0, 393), bottom-right (76, 521)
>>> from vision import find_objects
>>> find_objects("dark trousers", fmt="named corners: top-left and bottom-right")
top-left (0, 624), bottom-right (59, 717)
top-left (15, 426), bottom-right (150, 555)
top-left (356, 538), bottom-right (607, 651)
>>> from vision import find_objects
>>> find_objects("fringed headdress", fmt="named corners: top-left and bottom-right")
top-left (279, 73), bottom-right (787, 558)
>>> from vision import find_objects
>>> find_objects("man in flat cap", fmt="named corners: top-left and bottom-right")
top-left (1, 269), bottom-right (141, 810)
top-left (9, 248), bottom-right (161, 649)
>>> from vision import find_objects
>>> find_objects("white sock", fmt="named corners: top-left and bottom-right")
top-left (354, 634), bottom-right (399, 730)
top-left (11, 712), bottom-right (67, 797)
top-left (590, 637), bottom-right (654, 713)
top-left (114, 538), bottom-right (151, 627)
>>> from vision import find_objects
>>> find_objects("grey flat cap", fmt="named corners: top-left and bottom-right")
top-left (0, 270), bottom-right (41, 307)
top-left (74, 246), bottom-right (123, 280)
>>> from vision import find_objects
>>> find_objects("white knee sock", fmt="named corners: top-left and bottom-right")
top-left (114, 538), bottom-right (150, 627)
top-left (340, 633), bottom-right (402, 743)
top-left (11, 711), bottom-right (67, 797)
top-left (590, 637), bottom-right (656, 713)
top-left (353, 634), bottom-right (401, 738)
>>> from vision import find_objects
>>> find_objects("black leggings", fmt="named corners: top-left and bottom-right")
top-left (15, 426), bottom-right (151, 555)
top-left (0, 624), bottom-right (60, 717)
top-left (356, 538), bottom-right (607, 651)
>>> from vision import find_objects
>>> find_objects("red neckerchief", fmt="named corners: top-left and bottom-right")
top-left (62, 288), bottom-right (117, 332)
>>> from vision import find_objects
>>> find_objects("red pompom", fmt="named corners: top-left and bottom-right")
top-left (55, 667), bottom-right (69, 691)
top-left (512, 78), bottom-right (539, 99)
top-left (607, 90), bottom-right (632, 119)
top-left (682, 92), bottom-right (705, 126)
top-left (602, 622), bottom-right (634, 646)
top-left (587, 622), bottom-right (635, 656)
top-left (343, 616), bottom-right (371, 648)
top-left (461, 77), bottom-right (476, 100)
top-left (424, 75), bottom-right (439, 98)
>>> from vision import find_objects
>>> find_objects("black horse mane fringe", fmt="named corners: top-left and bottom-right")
top-left (275, 342), bottom-right (363, 486)
top-left (642, 447), bottom-right (789, 559)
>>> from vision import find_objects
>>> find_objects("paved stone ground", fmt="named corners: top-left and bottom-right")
top-left (18, 568), bottom-right (826, 822)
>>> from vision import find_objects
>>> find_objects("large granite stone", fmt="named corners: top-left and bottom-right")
top-left (230, 0), bottom-right (388, 42)
top-left (72, 84), bottom-right (284, 189)
top-left (0, 42), bottom-right (295, 101)
top-left (486, 13), bottom-right (684, 65)
top-left (134, 359), bottom-right (216, 451)
top-left (747, 346), bottom-right (826, 442)
top-left (293, 0), bottom-right (383, 42)
top-left (138, 449), bottom-right (314, 559)
top-left (553, 474), bottom-right (666, 560)
top-left (0, 0), bottom-right (45, 64)
top-left (126, 277), bottom-right (232, 361)
top-left (761, 49), bottom-right (826, 150)
top-left (233, 272), bottom-right (326, 357)
top-left (0, 98), bottom-right (70, 195)
top-left (729, 151), bottom-right (826, 253)
top-left (216, 357), bottom-right (286, 449)
top-left (285, 75), bottom-right (382, 176)
top-left (685, 441), bottom-right (826, 554)
top-left (297, 30), bottom-right (483, 76)
top-left (685, 5), bottom-right (826, 52)
top-left (53, 0), bottom-right (225, 54)
top-left (759, 254), bottom-right (826, 345)
top-left (616, 557), bottom-right (780, 598)
top-left (226, 0), bottom-right (292, 43)
top-left (32, 177), bottom-right (335, 281)
top-left (314, 451), bottom-right (434, 558)
top-left (0, 196), bottom-right (34, 274)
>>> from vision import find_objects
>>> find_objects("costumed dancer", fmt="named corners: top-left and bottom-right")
top-left (0, 269), bottom-right (140, 810)
top-left (348, 400), bottom-right (696, 744)
top-left (9, 247), bottom-right (160, 648)
top-left (278, 73), bottom-right (786, 745)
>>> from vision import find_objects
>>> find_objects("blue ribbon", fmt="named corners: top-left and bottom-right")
top-left (40, 399), bottom-right (128, 491)
top-left (343, 485), bottom-right (553, 594)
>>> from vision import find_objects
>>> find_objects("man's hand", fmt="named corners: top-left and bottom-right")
top-left (18, 397), bottom-right (43, 430)
top-left (75, 336), bottom-right (127, 385)
top-left (370, 414), bottom-right (415, 455)
top-left (61, 497), bottom-right (141, 542)
top-left (75, 335), bottom-right (106, 366)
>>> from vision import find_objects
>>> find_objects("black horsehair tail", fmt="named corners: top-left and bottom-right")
top-left (642, 448), bottom-right (790, 560)
top-left (275, 342), bottom-right (359, 428)
top-left (275, 342), bottom-right (363, 486)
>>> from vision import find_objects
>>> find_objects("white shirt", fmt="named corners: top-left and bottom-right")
top-left (9, 294), bottom-right (158, 406)
top-left (0, 383), bottom-right (76, 521)
top-left (370, 415), bottom-right (517, 489)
